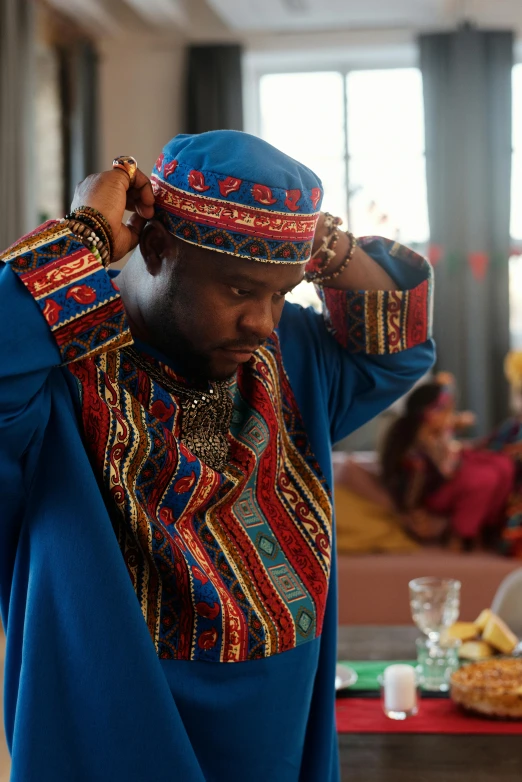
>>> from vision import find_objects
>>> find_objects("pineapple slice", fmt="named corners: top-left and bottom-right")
top-left (458, 640), bottom-right (495, 660)
top-left (475, 608), bottom-right (493, 633)
top-left (482, 614), bottom-right (518, 655)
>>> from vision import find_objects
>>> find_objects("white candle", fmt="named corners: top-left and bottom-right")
top-left (383, 664), bottom-right (416, 713)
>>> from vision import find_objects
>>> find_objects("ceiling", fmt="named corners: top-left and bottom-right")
top-left (43, 0), bottom-right (522, 38)
top-left (206, 0), bottom-right (522, 33)
top-left (208, 0), bottom-right (450, 33)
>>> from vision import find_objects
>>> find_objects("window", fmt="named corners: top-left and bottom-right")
top-left (510, 63), bottom-right (522, 348)
top-left (256, 67), bottom-right (429, 306)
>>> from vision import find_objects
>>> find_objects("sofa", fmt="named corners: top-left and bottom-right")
top-left (334, 452), bottom-right (521, 625)
top-left (337, 548), bottom-right (520, 625)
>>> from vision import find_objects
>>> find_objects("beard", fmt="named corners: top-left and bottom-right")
top-left (144, 285), bottom-right (228, 382)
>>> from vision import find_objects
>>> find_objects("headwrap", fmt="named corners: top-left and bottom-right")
top-left (151, 130), bottom-right (323, 264)
top-left (422, 372), bottom-right (455, 421)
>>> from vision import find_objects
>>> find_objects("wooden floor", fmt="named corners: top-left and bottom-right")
top-left (0, 631), bottom-right (10, 781)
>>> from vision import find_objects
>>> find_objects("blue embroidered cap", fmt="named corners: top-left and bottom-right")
top-left (151, 130), bottom-right (323, 264)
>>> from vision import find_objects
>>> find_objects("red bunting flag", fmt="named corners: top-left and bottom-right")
top-left (468, 251), bottom-right (489, 280)
top-left (427, 244), bottom-right (444, 266)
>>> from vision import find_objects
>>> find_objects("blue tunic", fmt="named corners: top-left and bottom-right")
top-left (0, 223), bottom-right (434, 781)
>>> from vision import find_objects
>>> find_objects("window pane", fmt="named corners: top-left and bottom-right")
top-left (257, 67), bottom-right (430, 305)
top-left (349, 155), bottom-right (430, 245)
top-left (259, 72), bottom-right (348, 308)
top-left (347, 69), bottom-right (426, 158)
top-left (260, 72), bottom-right (345, 158)
top-left (259, 72), bottom-right (347, 219)
top-left (510, 254), bottom-right (522, 348)
top-left (346, 68), bottom-right (429, 244)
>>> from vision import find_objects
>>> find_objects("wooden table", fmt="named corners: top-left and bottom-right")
top-left (337, 626), bottom-right (522, 782)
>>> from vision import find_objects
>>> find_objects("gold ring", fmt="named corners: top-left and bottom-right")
top-left (112, 155), bottom-right (138, 188)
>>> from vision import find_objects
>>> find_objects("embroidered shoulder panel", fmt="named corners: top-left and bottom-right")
top-left (317, 237), bottom-right (433, 354)
top-left (68, 336), bottom-right (332, 662)
top-left (3, 221), bottom-right (132, 363)
top-left (151, 176), bottom-right (315, 264)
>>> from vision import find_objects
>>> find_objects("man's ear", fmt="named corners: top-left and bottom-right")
top-left (139, 220), bottom-right (174, 276)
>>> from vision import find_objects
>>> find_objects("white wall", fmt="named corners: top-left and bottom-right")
top-left (98, 34), bottom-right (187, 177)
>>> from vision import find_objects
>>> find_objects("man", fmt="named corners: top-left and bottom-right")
top-left (0, 130), bottom-right (433, 781)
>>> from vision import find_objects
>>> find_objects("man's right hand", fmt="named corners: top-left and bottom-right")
top-left (71, 167), bottom-right (155, 262)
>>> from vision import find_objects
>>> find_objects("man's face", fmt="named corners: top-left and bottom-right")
top-left (144, 234), bottom-right (305, 381)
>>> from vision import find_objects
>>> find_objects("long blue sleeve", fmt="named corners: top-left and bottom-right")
top-left (0, 221), bottom-right (131, 434)
top-left (278, 237), bottom-right (435, 452)
top-left (0, 225), bottom-right (211, 781)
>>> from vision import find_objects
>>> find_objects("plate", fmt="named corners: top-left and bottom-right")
top-left (335, 664), bottom-right (358, 690)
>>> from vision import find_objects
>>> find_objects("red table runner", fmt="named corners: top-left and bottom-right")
top-left (336, 697), bottom-right (522, 734)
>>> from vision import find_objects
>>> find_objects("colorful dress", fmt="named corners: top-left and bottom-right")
top-left (0, 223), bottom-right (433, 781)
top-left (420, 449), bottom-right (514, 540)
top-left (484, 417), bottom-right (522, 556)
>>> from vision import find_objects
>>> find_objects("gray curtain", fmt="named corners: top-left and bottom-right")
top-left (58, 41), bottom-right (99, 212)
top-left (0, 0), bottom-right (33, 249)
top-left (420, 27), bottom-right (513, 433)
top-left (186, 45), bottom-right (243, 134)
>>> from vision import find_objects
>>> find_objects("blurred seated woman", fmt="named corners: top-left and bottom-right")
top-left (381, 374), bottom-right (515, 550)
top-left (480, 351), bottom-right (522, 556)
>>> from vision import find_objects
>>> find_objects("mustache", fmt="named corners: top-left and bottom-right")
top-left (219, 340), bottom-right (264, 351)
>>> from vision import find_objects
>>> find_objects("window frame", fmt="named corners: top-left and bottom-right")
top-left (242, 41), bottom-right (419, 139)
top-left (242, 43), bottom-right (427, 248)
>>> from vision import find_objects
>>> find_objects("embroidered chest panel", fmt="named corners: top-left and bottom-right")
top-left (69, 337), bottom-right (332, 662)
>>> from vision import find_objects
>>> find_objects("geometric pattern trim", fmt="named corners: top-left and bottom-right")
top-left (317, 237), bottom-right (433, 354)
top-left (2, 220), bottom-right (132, 363)
top-left (151, 174), bottom-right (318, 264)
top-left (153, 153), bottom-right (323, 217)
top-left (66, 338), bottom-right (333, 662)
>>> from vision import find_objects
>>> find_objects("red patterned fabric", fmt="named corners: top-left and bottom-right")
top-left (317, 237), bottom-right (433, 354)
top-left (68, 337), bottom-right (333, 663)
top-left (1, 221), bottom-right (132, 363)
top-left (152, 177), bottom-right (317, 243)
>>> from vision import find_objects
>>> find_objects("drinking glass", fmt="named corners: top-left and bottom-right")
top-left (415, 636), bottom-right (460, 692)
top-left (409, 577), bottom-right (461, 643)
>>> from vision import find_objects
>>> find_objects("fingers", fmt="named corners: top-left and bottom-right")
top-left (126, 187), bottom-right (155, 220)
top-left (69, 164), bottom-right (156, 263)
top-left (112, 213), bottom-right (147, 262)
top-left (126, 212), bottom-right (146, 239)
top-left (111, 166), bottom-right (155, 219)
top-left (132, 168), bottom-right (154, 197)
top-left (125, 169), bottom-right (155, 220)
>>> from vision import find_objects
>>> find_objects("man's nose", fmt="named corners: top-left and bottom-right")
top-left (238, 301), bottom-right (276, 341)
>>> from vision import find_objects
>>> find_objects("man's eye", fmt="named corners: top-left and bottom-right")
top-left (231, 288), bottom-right (251, 297)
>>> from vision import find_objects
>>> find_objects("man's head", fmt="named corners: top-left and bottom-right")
top-left (120, 130), bottom-right (323, 380)
top-left (131, 221), bottom-right (304, 380)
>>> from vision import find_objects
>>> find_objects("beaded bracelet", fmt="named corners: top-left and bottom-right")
top-left (62, 217), bottom-right (111, 266)
top-left (65, 205), bottom-right (115, 261)
top-left (73, 205), bottom-right (115, 259)
top-left (68, 211), bottom-right (113, 261)
top-left (314, 230), bottom-right (357, 286)
top-left (304, 212), bottom-right (343, 283)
